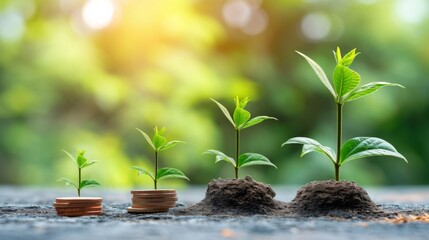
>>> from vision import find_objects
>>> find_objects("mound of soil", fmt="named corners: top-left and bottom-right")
top-left (290, 180), bottom-right (384, 217)
top-left (172, 176), bottom-right (287, 216)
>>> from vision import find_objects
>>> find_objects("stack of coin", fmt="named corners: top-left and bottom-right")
top-left (53, 197), bottom-right (103, 217)
top-left (128, 190), bottom-right (177, 213)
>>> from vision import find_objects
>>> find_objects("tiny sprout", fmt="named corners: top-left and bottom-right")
top-left (131, 127), bottom-right (189, 189)
top-left (57, 150), bottom-right (101, 197)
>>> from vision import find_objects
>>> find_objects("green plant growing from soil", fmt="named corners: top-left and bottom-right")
top-left (57, 150), bottom-right (101, 197)
top-left (282, 47), bottom-right (407, 181)
top-left (204, 96), bottom-right (277, 179)
top-left (131, 127), bottom-right (189, 189)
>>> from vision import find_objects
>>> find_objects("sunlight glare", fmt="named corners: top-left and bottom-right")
top-left (82, 0), bottom-right (115, 30)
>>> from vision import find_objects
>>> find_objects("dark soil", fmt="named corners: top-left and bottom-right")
top-left (289, 180), bottom-right (390, 218)
top-left (171, 176), bottom-right (288, 216)
top-left (172, 178), bottom-right (395, 219)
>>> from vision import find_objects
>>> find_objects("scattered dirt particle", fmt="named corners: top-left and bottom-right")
top-left (386, 214), bottom-right (429, 224)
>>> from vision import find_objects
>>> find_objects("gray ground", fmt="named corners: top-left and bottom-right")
top-left (1, 185), bottom-right (429, 240)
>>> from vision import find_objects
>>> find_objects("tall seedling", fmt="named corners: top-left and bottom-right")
top-left (282, 48), bottom-right (407, 181)
top-left (205, 97), bottom-right (277, 179)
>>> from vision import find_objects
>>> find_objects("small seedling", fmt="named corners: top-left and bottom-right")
top-left (204, 96), bottom-right (277, 179)
top-left (57, 150), bottom-right (101, 197)
top-left (282, 47), bottom-right (407, 181)
top-left (131, 127), bottom-right (189, 189)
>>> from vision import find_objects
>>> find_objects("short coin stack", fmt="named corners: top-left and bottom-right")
top-left (128, 190), bottom-right (177, 213)
top-left (53, 197), bottom-right (103, 217)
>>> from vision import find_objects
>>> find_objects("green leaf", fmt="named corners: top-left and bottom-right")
top-left (234, 96), bottom-right (250, 108)
top-left (282, 137), bottom-right (336, 164)
top-left (340, 48), bottom-right (360, 67)
top-left (211, 98), bottom-right (235, 127)
top-left (237, 153), bottom-right (277, 169)
top-left (241, 116), bottom-right (277, 129)
top-left (203, 149), bottom-right (236, 167)
top-left (76, 150), bottom-right (88, 168)
top-left (157, 167), bottom-right (189, 181)
top-left (159, 140), bottom-right (185, 152)
top-left (340, 137), bottom-right (407, 165)
top-left (137, 128), bottom-right (155, 151)
top-left (334, 47), bottom-right (341, 63)
top-left (79, 179), bottom-right (101, 189)
top-left (233, 107), bottom-right (251, 129)
top-left (343, 82), bottom-right (405, 102)
top-left (57, 178), bottom-right (78, 189)
top-left (130, 166), bottom-right (155, 180)
top-left (62, 150), bottom-right (78, 168)
top-left (333, 64), bottom-right (361, 101)
top-left (81, 160), bottom-right (97, 169)
top-left (152, 131), bottom-right (167, 151)
top-left (296, 51), bottom-right (337, 99)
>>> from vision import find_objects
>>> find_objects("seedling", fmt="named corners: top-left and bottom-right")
top-left (57, 150), bottom-right (101, 197)
top-left (282, 47), bottom-right (407, 181)
top-left (204, 96), bottom-right (277, 179)
top-left (131, 127), bottom-right (189, 189)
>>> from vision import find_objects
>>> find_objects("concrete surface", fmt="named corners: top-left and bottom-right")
top-left (1, 185), bottom-right (429, 240)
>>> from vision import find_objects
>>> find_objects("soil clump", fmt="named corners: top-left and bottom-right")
top-left (171, 176), bottom-right (288, 216)
top-left (289, 180), bottom-right (387, 218)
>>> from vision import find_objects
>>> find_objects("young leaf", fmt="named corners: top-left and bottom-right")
top-left (76, 150), bottom-right (88, 168)
top-left (233, 107), bottom-right (251, 129)
top-left (335, 47), bottom-right (342, 63)
top-left (57, 178), bottom-right (78, 189)
top-left (137, 128), bottom-right (156, 151)
top-left (79, 179), bottom-right (101, 189)
top-left (62, 150), bottom-right (78, 168)
top-left (343, 82), bottom-right (405, 102)
top-left (81, 160), bottom-right (97, 169)
top-left (282, 137), bottom-right (336, 164)
top-left (211, 98), bottom-right (235, 127)
top-left (339, 48), bottom-right (359, 67)
top-left (296, 51), bottom-right (337, 99)
top-left (340, 137), bottom-right (407, 165)
top-left (237, 153), bottom-right (277, 169)
top-left (333, 64), bottom-right (361, 101)
top-left (241, 116), bottom-right (277, 129)
top-left (159, 140), bottom-right (185, 152)
top-left (157, 167), bottom-right (189, 181)
top-left (153, 132), bottom-right (167, 151)
top-left (130, 166), bottom-right (155, 180)
top-left (235, 96), bottom-right (250, 108)
top-left (203, 149), bottom-right (236, 167)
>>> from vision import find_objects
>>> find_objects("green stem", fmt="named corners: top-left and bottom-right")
top-left (335, 103), bottom-right (343, 181)
top-left (155, 151), bottom-right (158, 190)
top-left (78, 168), bottom-right (81, 197)
top-left (235, 129), bottom-right (240, 179)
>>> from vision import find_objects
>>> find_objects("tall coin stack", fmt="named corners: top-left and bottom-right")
top-left (128, 190), bottom-right (177, 213)
top-left (53, 197), bottom-right (103, 217)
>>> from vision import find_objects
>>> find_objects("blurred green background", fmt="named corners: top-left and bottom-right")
top-left (1, 0), bottom-right (428, 188)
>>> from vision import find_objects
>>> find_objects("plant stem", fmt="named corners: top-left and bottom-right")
top-left (335, 103), bottom-right (343, 181)
top-left (235, 129), bottom-right (240, 179)
top-left (154, 151), bottom-right (158, 190)
top-left (78, 168), bottom-right (81, 197)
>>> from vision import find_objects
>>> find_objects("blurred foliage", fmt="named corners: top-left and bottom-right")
top-left (0, 0), bottom-right (428, 187)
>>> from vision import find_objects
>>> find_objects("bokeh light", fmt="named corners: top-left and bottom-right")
top-left (301, 12), bottom-right (331, 41)
top-left (0, 9), bottom-right (25, 41)
top-left (82, 0), bottom-right (116, 30)
top-left (395, 0), bottom-right (428, 24)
